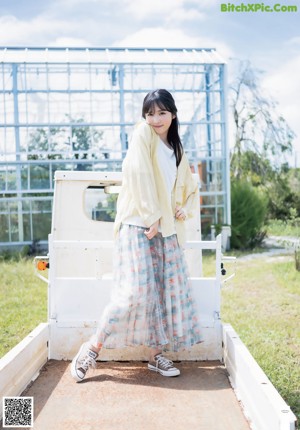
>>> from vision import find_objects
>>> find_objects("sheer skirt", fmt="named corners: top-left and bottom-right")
top-left (93, 224), bottom-right (202, 352)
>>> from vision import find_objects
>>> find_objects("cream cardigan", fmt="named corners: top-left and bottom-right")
top-left (114, 121), bottom-right (198, 246)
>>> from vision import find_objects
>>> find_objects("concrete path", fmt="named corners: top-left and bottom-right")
top-left (8, 360), bottom-right (251, 430)
top-left (237, 235), bottom-right (298, 262)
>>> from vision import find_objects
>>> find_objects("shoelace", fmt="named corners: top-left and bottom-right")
top-left (79, 354), bottom-right (96, 372)
top-left (156, 355), bottom-right (174, 370)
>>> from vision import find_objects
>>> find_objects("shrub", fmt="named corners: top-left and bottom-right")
top-left (231, 179), bottom-right (267, 249)
top-left (266, 168), bottom-right (300, 220)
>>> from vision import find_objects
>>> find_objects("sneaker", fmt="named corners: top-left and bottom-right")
top-left (71, 342), bottom-right (98, 382)
top-left (148, 353), bottom-right (180, 377)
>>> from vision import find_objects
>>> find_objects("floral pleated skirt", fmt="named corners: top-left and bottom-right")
top-left (94, 224), bottom-right (202, 352)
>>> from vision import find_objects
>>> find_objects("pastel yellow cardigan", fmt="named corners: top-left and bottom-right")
top-left (114, 121), bottom-right (198, 246)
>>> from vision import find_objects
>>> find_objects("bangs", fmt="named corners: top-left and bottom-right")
top-left (143, 98), bottom-right (169, 116)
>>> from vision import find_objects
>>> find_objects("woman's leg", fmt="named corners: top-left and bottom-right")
top-left (149, 347), bottom-right (162, 361)
top-left (89, 342), bottom-right (102, 354)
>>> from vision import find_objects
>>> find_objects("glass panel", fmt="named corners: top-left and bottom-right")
top-left (0, 214), bottom-right (9, 242)
top-left (84, 186), bottom-right (117, 222)
top-left (5, 168), bottom-right (17, 191)
top-left (9, 213), bottom-right (19, 242)
top-left (48, 93), bottom-right (70, 122)
top-left (69, 67), bottom-right (91, 90)
top-left (0, 64), bottom-right (13, 91)
top-left (23, 212), bottom-right (32, 242)
top-left (48, 68), bottom-right (69, 91)
top-left (19, 92), bottom-right (48, 124)
top-left (28, 165), bottom-right (51, 190)
top-left (2, 94), bottom-right (14, 123)
top-left (32, 212), bottom-right (51, 241)
top-left (25, 65), bottom-right (48, 91)
top-left (0, 50), bottom-right (228, 242)
top-left (68, 93), bottom-right (92, 122)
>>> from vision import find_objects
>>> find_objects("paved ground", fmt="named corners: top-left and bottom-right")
top-left (3, 360), bottom-right (251, 430)
top-left (237, 235), bottom-right (297, 262)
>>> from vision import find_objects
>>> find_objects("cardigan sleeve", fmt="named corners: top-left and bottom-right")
top-left (122, 123), bottom-right (162, 227)
top-left (176, 153), bottom-right (198, 218)
top-left (183, 172), bottom-right (198, 218)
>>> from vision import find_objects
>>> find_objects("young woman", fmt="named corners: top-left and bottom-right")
top-left (71, 89), bottom-right (202, 382)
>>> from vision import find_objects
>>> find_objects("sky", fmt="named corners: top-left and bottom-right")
top-left (0, 0), bottom-right (299, 164)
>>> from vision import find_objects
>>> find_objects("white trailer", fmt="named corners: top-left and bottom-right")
top-left (0, 171), bottom-right (297, 430)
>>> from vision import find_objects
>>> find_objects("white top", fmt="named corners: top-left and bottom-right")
top-left (123, 139), bottom-right (177, 229)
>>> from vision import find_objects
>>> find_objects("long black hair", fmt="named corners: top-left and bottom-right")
top-left (142, 89), bottom-right (183, 167)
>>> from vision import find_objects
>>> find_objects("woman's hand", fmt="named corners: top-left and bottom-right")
top-left (175, 205), bottom-right (187, 221)
top-left (144, 220), bottom-right (159, 240)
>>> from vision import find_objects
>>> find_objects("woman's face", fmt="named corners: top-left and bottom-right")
top-left (145, 103), bottom-right (175, 141)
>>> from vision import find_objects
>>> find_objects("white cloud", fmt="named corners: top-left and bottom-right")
top-left (53, 0), bottom-right (101, 5)
top-left (123, 0), bottom-right (185, 20)
top-left (286, 36), bottom-right (300, 46)
top-left (114, 27), bottom-right (234, 61)
top-left (0, 14), bottom-right (76, 45)
top-left (48, 37), bottom-right (92, 47)
top-left (263, 55), bottom-right (300, 156)
top-left (122, 0), bottom-right (217, 21)
top-left (123, 0), bottom-right (219, 20)
top-left (166, 7), bottom-right (206, 23)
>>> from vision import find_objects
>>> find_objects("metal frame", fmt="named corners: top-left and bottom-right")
top-left (0, 47), bottom-right (230, 247)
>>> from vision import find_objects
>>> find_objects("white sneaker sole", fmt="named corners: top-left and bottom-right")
top-left (148, 363), bottom-right (180, 377)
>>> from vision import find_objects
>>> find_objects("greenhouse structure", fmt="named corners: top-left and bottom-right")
top-left (0, 47), bottom-right (230, 248)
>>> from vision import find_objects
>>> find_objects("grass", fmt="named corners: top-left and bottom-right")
top-left (267, 218), bottom-right (300, 237)
top-left (0, 258), bottom-right (47, 357)
top-left (220, 253), bottom-right (300, 422)
top-left (0, 253), bottom-right (299, 422)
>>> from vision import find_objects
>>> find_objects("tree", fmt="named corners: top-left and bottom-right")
top-left (230, 150), bottom-right (275, 186)
top-left (14, 118), bottom-right (105, 242)
top-left (27, 115), bottom-right (104, 171)
top-left (66, 115), bottom-right (103, 171)
top-left (230, 60), bottom-right (295, 181)
top-left (24, 126), bottom-right (65, 190)
top-left (266, 166), bottom-right (300, 220)
top-left (24, 115), bottom-right (105, 190)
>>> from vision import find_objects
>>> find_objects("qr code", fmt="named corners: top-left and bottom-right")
top-left (2, 397), bottom-right (33, 428)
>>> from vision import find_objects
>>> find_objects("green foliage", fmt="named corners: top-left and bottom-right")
top-left (27, 115), bottom-right (104, 172)
top-left (0, 259), bottom-right (47, 357)
top-left (221, 256), bottom-right (300, 420)
top-left (230, 150), bottom-right (275, 186)
top-left (266, 168), bottom-right (300, 220)
top-left (267, 217), bottom-right (300, 237)
top-left (105, 193), bottom-right (118, 221)
top-left (0, 249), bottom-right (23, 262)
top-left (295, 249), bottom-right (300, 272)
top-left (91, 193), bottom-right (118, 222)
top-left (0, 198), bottom-right (52, 243)
top-left (66, 115), bottom-right (103, 170)
top-left (230, 150), bottom-right (300, 228)
top-left (231, 179), bottom-right (267, 249)
top-left (0, 241), bottom-right (44, 262)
